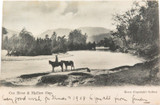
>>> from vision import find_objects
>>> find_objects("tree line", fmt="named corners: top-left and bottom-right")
top-left (2, 28), bottom-right (96, 56)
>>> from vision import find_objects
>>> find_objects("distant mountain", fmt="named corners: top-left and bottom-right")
top-left (3, 27), bottom-right (112, 43)
top-left (38, 27), bottom-right (111, 42)
top-left (79, 27), bottom-right (110, 36)
top-left (92, 33), bottom-right (124, 48)
top-left (78, 27), bottom-right (111, 42)
top-left (38, 28), bottom-right (72, 38)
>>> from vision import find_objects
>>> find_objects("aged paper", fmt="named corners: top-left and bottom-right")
top-left (0, 0), bottom-right (160, 105)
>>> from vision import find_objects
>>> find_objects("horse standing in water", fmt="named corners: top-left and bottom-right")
top-left (61, 60), bottom-right (75, 71)
top-left (49, 60), bottom-right (63, 72)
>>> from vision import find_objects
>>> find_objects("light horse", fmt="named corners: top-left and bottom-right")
top-left (49, 60), bottom-right (63, 72)
top-left (61, 60), bottom-right (75, 71)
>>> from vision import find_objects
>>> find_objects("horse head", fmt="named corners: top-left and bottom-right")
top-left (49, 60), bottom-right (52, 65)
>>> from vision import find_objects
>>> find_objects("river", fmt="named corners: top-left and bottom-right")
top-left (1, 50), bottom-right (144, 79)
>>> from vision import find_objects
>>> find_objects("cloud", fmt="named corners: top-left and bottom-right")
top-left (3, 1), bottom-right (134, 35)
top-left (62, 2), bottom-right (78, 15)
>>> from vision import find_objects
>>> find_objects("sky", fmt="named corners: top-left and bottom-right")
top-left (2, 0), bottom-right (134, 35)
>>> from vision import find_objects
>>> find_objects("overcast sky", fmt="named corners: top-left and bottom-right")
top-left (3, 1), bottom-right (134, 35)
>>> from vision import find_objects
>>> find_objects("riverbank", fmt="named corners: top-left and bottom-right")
top-left (0, 56), bottom-right (159, 87)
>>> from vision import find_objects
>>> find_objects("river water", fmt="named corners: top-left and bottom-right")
top-left (1, 50), bottom-right (144, 79)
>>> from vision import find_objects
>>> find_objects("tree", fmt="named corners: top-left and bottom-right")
top-left (2, 27), bottom-right (8, 49)
top-left (51, 32), bottom-right (57, 52)
top-left (45, 34), bottom-right (49, 39)
top-left (114, 1), bottom-right (159, 47)
top-left (6, 34), bottom-right (19, 55)
top-left (2, 27), bottom-right (8, 35)
top-left (2, 36), bottom-right (9, 50)
top-left (68, 29), bottom-right (87, 45)
top-left (113, 1), bottom-right (159, 58)
top-left (57, 35), bottom-right (67, 52)
top-left (17, 28), bottom-right (36, 55)
top-left (68, 29), bottom-right (87, 50)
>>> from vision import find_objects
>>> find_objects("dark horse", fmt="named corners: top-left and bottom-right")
top-left (49, 60), bottom-right (63, 72)
top-left (61, 60), bottom-right (75, 71)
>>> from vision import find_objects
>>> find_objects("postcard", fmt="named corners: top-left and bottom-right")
top-left (0, 0), bottom-right (159, 104)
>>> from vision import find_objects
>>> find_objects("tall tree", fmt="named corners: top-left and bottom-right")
top-left (51, 32), bottom-right (57, 50)
top-left (2, 27), bottom-right (8, 49)
top-left (68, 29), bottom-right (87, 45)
top-left (2, 27), bottom-right (8, 35)
top-left (57, 35), bottom-right (67, 52)
top-left (18, 28), bottom-right (36, 55)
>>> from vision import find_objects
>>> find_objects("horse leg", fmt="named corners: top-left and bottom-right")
top-left (66, 65), bottom-right (67, 71)
top-left (72, 64), bottom-right (75, 70)
top-left (52, 67), bottom-right (54, 72)
top-left (61, 65), bottom-right (63, 72)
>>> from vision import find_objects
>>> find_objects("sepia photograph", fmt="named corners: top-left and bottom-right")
top-left (0, 0), bottom-right (159, 104)
top-left (0, 0), bottom-right (160, 105)
top-left (1, 0), bottom-right (159, 87)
